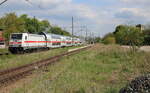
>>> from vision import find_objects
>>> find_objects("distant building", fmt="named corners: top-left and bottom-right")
top-left (136, 24), bottom-right (145, 31)
top-left (0, 29), bottom-right (5, 48)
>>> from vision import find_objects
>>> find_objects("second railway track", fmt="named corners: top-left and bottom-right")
top-left (0, 45), bottom-right (92, 88)
top-left (0, 52), bottom-right (9, 56)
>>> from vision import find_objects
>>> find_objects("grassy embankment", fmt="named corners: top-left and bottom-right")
top-left (0, 46), bottom-right (83, 70)
top-left (2, 44), bottom-right (150, 93)
top-left (0, 48), bottom-right (8, 53)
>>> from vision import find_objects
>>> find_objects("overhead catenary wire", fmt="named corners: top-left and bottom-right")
top-left (0, 0), bottom-right (8, 6)
top-left (25, 0), bottom-right (34, 5)
top-left (0, 0), bottom-right (43, 9)
top-left (25, 0), bottom-right (43, 9)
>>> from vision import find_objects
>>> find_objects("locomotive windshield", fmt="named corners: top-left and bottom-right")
top-left (11, 34), bottom-right (22, 39)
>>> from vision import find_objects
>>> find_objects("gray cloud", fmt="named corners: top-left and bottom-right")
top-left (114, 8), bottom-right (150, 24)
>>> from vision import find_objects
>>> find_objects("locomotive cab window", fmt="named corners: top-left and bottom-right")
top-left (0, 42), bottom-right (4, 45)
top-left (11, 34), bottom-right (22, 39)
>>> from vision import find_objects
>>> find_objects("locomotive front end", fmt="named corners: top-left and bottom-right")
top-left (9, 33), bottom-right (23, 53)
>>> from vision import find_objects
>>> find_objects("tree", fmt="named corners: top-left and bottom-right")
top-left (20, 15), bottom-right (39, 33)
top-left (115, 25), bottom-right (143, 46)
top-left (0, 12), bottom-right (71, 44)
top-left (103, 37), bottom-right (116, 44)
top-left (49, 26), bottom-right (70, 36)
top-left (113, 25), bottom-right (126, 34)
top-left (20, 14), bottom-right (52, 33)
top-left (102, 33), bottom-right (114, 40)
top-left (102, 33), bottom-right (116, 44)
top-left (142, 24), bottom-right (150, 45)
top-left (94, 37), bottom-right (101, 43)
top-left (0, 13), bottom-right (25, 43)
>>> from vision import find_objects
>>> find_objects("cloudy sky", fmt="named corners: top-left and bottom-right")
top-left (0, 0), bottom-right (150, 37)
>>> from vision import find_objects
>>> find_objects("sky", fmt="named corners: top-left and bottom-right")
top-left (0, 0), bottom-right (150, 37)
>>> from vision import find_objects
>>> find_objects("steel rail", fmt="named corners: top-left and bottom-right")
top-left (0, 45), bottom-right (91, 87)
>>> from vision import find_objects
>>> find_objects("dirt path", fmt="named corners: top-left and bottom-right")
top-left (139, 46), bottom-right (150, 52)
top-left (122, 46), bottom-right (150, 52)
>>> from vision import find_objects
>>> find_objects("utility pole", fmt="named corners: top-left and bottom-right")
top-left (72, 16), bottom-right (74, 45)
top-left (86, 27), bottom-right (88, 41)
top-left (90, 32), bottom-right (92, 44)
top-left (33, 16), bottom-right (38, 33)
top-left (80, 27), bottom-right (83, 38)
top-left (92, 32), bottom-right (95, 44)
top-left (34, 16), bottom-right (36, 32)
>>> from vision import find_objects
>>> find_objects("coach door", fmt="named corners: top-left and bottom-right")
top-left (24, 35), bottom-right (28, 48)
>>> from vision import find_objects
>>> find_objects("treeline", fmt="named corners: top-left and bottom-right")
top-left (102, 24), bottom-right (150, 46)
top-left (0, 13), bottom-right (70, 42)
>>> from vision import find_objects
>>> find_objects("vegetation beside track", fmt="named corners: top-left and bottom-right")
top-left (0, 46), bottom-right (83, 70)
top-left (2, 44), bottom-right (150, 93)
top-left (0, 48), bottom-right (8, 53)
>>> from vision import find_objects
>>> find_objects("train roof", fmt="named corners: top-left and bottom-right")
top-left (10, 32), bottom-right (81, 40)
top-left (40, 32), bottom-right (72, 38)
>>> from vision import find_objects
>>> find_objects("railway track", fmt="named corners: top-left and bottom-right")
top-left (0, 52), bottom-right (9, 56)
top-left (0, 45), bottom-right (92, 87)
top-left (0, 49), bottom-right (49, 56)
top-left (0, 46), bottom-right (82, 56)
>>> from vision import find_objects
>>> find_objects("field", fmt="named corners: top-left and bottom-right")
top-left (0, 48), bottom-right (8, 53)
top-left (0, 46), bottom-right (82, 70)
top-left (1, 44), bottom-right (150, 93)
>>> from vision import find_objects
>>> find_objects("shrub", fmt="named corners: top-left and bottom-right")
top-left (114, 25), bottom-right (143, 46)
top-left (103, 36), bottom-right (116, 44)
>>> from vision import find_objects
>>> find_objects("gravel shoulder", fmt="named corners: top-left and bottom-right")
top-left (139, 46), bottom-right (150, 52)
top-left (122, 46), bottom-right (150, 52)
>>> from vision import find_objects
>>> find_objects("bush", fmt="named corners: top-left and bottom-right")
top-left (114, 25), bottom-right (143, 46)
top-left (103, 36), bottom-right (116, 44)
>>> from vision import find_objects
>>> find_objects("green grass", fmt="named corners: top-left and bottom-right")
top-left (3, 44), bottom-right (150, 93)
top-left (0, 48), bottom-right (8, 53)
top-left (0, 46), bottom-right (83, 70)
